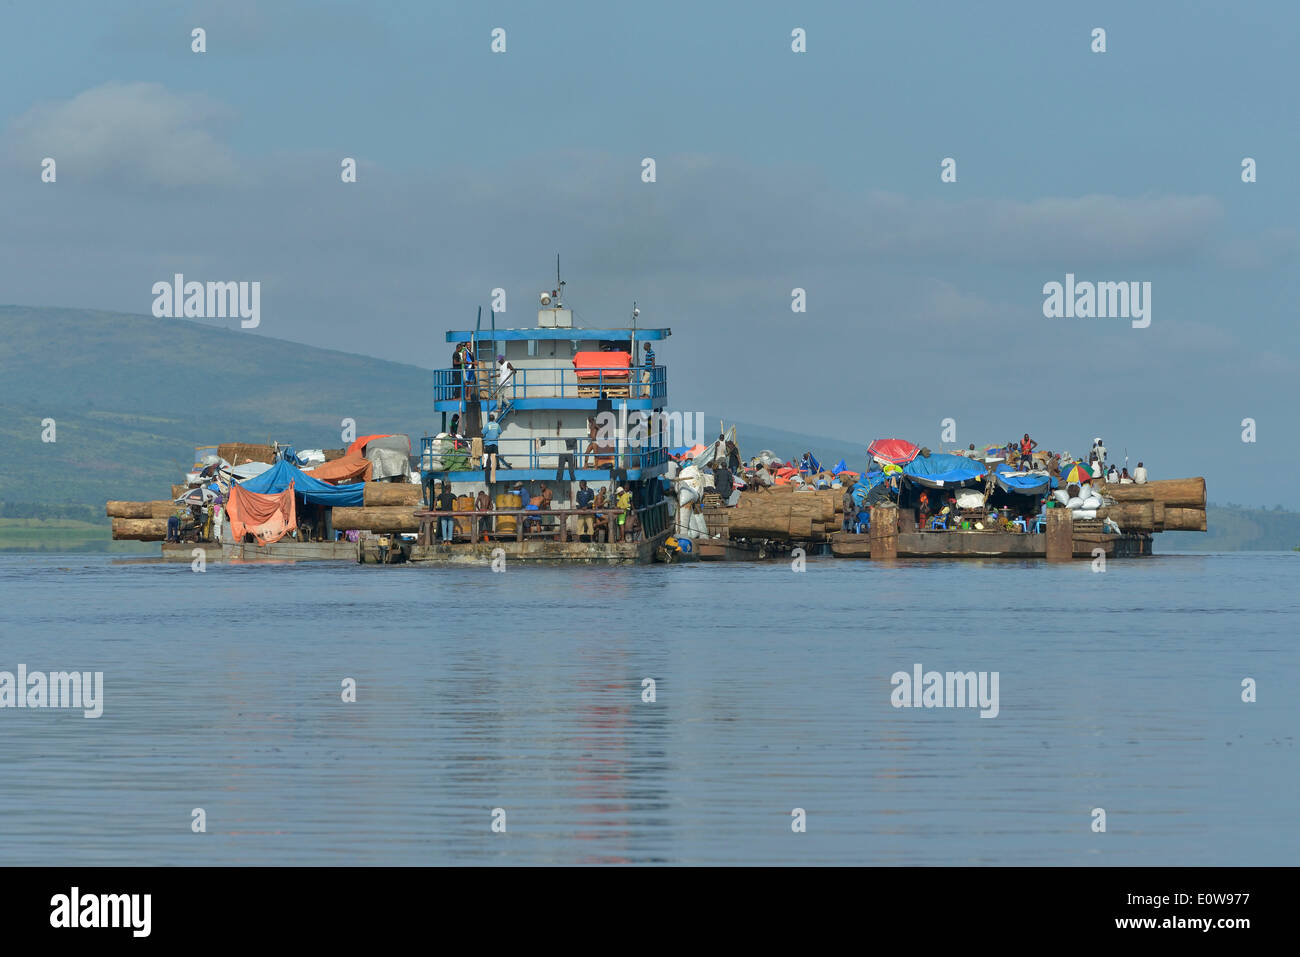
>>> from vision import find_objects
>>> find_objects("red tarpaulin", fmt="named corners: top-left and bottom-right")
top-left (867, 438), bottom-right (920, 465)
top-left (572, 351), bottom-right (630, 379)
top-left (227, 483), bottom-right (297, 545)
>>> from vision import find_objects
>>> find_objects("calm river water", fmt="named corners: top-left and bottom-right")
top-left (0, 551), bottom-right (1295, 865)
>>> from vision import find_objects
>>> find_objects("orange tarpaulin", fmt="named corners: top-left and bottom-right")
top-left (227, 482), bottom-right (296, 545)
top-left (346, 433), bottom-right (394, 457)
top-left (307, 453), bottom-right (372, 484)
top-left (572, 351), bottom-right (630, 379)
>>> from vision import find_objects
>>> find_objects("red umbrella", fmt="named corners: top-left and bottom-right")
top-left (867, 438), bottom-right (920, 465)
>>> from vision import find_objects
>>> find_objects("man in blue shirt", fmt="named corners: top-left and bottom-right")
top-left (482, 413), bottom-right (501, 483)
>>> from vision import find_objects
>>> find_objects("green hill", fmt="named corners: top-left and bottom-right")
top-left (0, 305), bottom-right (863, 507)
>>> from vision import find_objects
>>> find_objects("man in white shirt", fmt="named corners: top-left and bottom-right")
top-left (1133, 462), bottom-right (1148, 484)
top-left (496, 355), bottom-right (515, 392)
top-left (1106, 465), bottom-right (1119, 483)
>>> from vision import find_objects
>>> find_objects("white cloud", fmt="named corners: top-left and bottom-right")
top-left (3, 82), bottom-right (240, 188)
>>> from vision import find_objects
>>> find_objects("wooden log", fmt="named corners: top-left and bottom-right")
top-left (1164, 507), bottom-right (1207, 532)
top-left (1099, 478), bottom-right (1205, 508)
top-left (1152, 502), bottom-right (1165, 532)
top-left (363, 482), bottom-right (423, 507)
top-left (1097, 503), bottom-right (1157, 530)
top-left (111, 518), bottom-right (168, 541)
top-left (323, 448), bottom-right (345, 461)
top-left (106, 501), bottom-right (172, 519)
top-left (729, 495), bottom-right (828, 539)
top-left (331, 506), bottom-right (419, 532)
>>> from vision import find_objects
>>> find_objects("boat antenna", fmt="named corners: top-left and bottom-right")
top-left (555, 253), bottom-right (565, 308)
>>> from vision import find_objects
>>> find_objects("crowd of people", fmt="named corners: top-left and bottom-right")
top-left (427, 478), bottom-right (643, 544)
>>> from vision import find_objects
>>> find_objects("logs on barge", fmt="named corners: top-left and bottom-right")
top-left (1095, 478), bottom-right (1206, 532)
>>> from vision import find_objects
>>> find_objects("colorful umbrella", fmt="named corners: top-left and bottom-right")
top-left (174, 487), bottom-right (217, 506)
top-left (1059, 462), bottom-right (1093, 484)
top-left (866, 438), bottom-right (920, 465)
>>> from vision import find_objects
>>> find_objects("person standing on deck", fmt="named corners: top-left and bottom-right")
top-left (575, 480), bottom-right (595, 541)
top-left (615, 486), bottom-right (632, 542)
top-left (482, 412), bottom-right (501, 483)
top-left (842, 485), bottom-right (856, 532)
top-left (475, 489), bottom-right (492, 540)
top-left (435, 482), bottom-right (456, 543)
top-left (1019, 434), bottom-right (1038, 469)
top-left (451, 343), bottom-right (463, 397)
top-left (553, 419), bottom-right (576, 481)
top-left (496, 355), bottom-right (515, 394)
top-left (712, 460), bottom-right (736, 507)
top-left (641, 342), bottom-right (655, 398)
top-left (593, 487), bottom-right (608, 542)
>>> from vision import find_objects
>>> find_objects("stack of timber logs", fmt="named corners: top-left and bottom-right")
top-left (108, 500), bottom-right (192, 539)
top-left (217, 442), bottom-right (277, 465)
top-left (729, 487), bottom-right (844, 541)
top-left (1095, 478), bottom-right (1206, 532)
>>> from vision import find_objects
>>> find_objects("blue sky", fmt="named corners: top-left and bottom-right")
top-left (1, 0), bottom-right (1296, 503)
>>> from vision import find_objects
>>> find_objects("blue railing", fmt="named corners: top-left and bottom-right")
top-left (434, 364), bottom-right (666, 403)
top-left (420, 435), bottom-right (667, 473)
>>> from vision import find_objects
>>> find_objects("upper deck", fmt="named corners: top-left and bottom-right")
top-left (434, 322), bottom-right (671, 413)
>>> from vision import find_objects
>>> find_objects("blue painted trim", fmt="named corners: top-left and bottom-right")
top-left (432, 397), bottom-right (663, 413)
top-left (420, 468), bottom-right (647, 484)
top-left (444, 327), bottom-right (671, 342)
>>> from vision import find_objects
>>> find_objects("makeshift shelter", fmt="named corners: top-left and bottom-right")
top-left (237, 459), bottom-right (365, 507)
top-left (226, 484), bottom-right (296, 545)
top-left (867, 438), bottom-right (920, 465)
top-left (902, 453), bottom-right (986, 488)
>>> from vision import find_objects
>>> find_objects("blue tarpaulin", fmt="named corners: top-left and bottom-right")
top-left (237, 459), bottom-right (365, 507)
top-left (831, 459), bottom-right (848, 475)
top-left (902, 454), bottom-right (986, 488)
top-left (993, 463), bottom-right (1050, 495)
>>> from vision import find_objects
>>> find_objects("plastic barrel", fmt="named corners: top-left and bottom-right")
top-left (454, 495), bottom-right (474, 536)
top-left (495, 492), bottom-right (521, 533)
